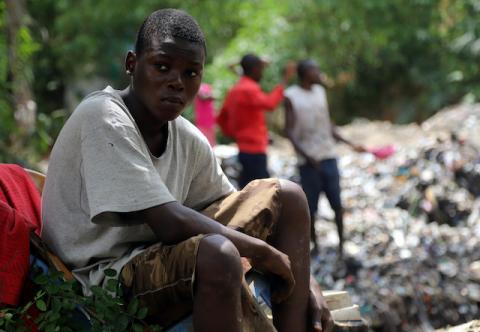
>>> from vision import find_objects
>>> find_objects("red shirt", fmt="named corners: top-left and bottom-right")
top-left (217, 76), bottom-right (284, 153)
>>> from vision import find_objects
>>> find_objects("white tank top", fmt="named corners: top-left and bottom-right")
top-left (284, 84), bottom-right (337, 164)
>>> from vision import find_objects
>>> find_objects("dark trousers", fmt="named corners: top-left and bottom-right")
top-left (299, 159), bottom-right (344, 251)
top-left (299, 158), bottom-right (342, 218)
top-left (238, 152), bottom-right (270, 188)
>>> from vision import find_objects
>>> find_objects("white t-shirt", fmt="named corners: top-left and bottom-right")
top-left (42, 86), bottom-right (235, 294)
top-left (284, 84), bottom-right (337, 164)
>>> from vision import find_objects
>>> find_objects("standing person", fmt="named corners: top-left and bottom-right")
top-left (218, 54), bottom-right (295, 188)
top-left (193, 82), bottom-right (216, 146)
top-left (42, 10), bottom-right (332, 332)
top-left (284, 59), bottom-right (365, 256)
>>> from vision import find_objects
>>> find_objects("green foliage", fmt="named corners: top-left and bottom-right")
top-left (14, 26), bottom-right (40, 86)
top-left (0, 268), bottom-right (161, 332)
top-left (27, 0), bottom-right (248, 82)
top-left (291, 0), bottom-right (480, 123)
top-left (0, 2), bottom-right (14, 159)
top-left (204, 0), bottom-right (480, 124)
top-left (0, 1), bottom-right (45, 165)
top-left (1, 0), bottom-right (480, 162)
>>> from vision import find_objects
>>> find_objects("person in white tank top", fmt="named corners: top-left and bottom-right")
top-left (284, 59), bottom-right (366, 257)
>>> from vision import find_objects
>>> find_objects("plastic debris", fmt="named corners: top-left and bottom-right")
top-left (215, 103), bottom-right (480, 331)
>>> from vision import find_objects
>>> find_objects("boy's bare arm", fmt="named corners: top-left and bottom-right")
top-left (120, 201), bottom-right (295, 302)
top-left (331, 124), bottom-right (366, 152)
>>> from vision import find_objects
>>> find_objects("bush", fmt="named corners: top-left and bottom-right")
top-left (0, 268), bottom-right (160, 332)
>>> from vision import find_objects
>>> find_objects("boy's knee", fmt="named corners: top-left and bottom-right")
top-left (279, 179), bottom-right (307, 200)
top-left (196, 234), bottom-right (243, 289)
top-left (279, 179), bottom-right (309, 212)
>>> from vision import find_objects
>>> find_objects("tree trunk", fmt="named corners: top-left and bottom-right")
top-left (5, 0), bottom-right (36, 134)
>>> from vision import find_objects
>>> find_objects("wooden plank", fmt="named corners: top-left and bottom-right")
top-left (436, 320), bottom-right (480, 332)
top-left (331, 305), bottom-right (362, 321)
top-left (322, 290), bottom-right (354, 311)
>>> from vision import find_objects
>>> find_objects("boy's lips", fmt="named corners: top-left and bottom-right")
top-left (161, 96), bottom-right (185, 105)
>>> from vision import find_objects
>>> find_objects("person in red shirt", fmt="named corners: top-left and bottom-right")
top-left (218, 54), bottom-right (295, 188)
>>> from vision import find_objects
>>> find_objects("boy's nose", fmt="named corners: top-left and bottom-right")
top-left (167, 72), bottom-right (184, 91)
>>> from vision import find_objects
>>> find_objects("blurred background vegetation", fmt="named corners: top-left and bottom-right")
top-left (1, 0), bottom-right (479, 165)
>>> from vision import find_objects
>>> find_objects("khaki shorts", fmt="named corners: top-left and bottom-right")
top-left (120, 178), bottom-right (281, 330)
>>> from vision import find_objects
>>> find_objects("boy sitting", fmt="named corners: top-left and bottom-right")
top-left (41, 9), bottom-right (332, 332)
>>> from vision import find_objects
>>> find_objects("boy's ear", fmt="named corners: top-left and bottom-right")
top-left (125, 51), bottom-right (137, 76)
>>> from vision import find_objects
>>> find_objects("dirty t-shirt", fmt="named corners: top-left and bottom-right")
top-left (41, 86), bottom-right (235, 294)
top-left (284, 84), bottom-right (337, 164)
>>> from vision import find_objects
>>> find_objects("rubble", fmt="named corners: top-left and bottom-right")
top-left (215, 103), bottom-right (480, 331)
top-left (436, 320), bottom-right (480, 332)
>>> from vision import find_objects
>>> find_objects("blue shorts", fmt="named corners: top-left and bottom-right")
top-left (238, 152), bottom-right (270, 188)
top-left (299, 158), bottom-right (342, 218)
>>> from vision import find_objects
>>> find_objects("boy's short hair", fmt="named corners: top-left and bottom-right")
top-left (240, 54), bottom-right (262, 75)
top-left (135, 9), bottom-right (206, 56)
top-left (297, 59), bottom-right (317, 80)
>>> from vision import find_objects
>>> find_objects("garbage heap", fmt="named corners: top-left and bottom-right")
top-left (215, 103), bottom-right (480, 331)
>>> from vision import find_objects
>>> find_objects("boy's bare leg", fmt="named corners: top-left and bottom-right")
top-left (194, 234), bottom-right (243, 332)
top-left (311, 215), bottom-right (319, 253)
top-left (334, 209), bottom-right (344, 258)
top-left (270, 179), bottom-right (311, 332)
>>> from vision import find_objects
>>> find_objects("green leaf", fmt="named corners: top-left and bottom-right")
top-left (45, 284), bottom-right (60, 295)
top-left (35, 299), bottom-right (47, 312)
top-left (36, 290), bottom-right (46, 298)
top-left (59, 281), bottom-right (73, 291)
top-left (65, 301), bottom-right (76, 311)
top-left (95, 312), bottom-right (105, 321)
top-left (19, 301), bottom-right (33, 314)
top-left (136, 307), bottom-right (148, 320)
top-left (118, 315), bottom-right (129, 329)
top-left (33, 274), bottom-right (49, 285)
top-left (106, 279), bottom-right (118, 293)
top-left (104, 269), bottom-right (117, 277)
top-left (104, 308), bottom-right (117, 322)
top-left (127, 298), bottom-right (139, 316)
top-left (90, 286), bottom-right (104, 297)
top-left (45, 324), bottom-right (57, 332)
top-left (132, 323), bottom-right (143, 332)
top-left (50, 270), bottom-right (64, 280)
top-left (51, 298), bottom-right (62, 312)
top-left (48, 312), bottom-right (60, 322)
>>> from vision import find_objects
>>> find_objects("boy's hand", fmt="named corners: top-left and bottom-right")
top-left (309, 289), bottom-right (334, 332)
top-left (282, 61), bottom-right (297, 83)
top-left (353, 144), bottom-right (367, 153)
top-left (250, 244), bottom-right (295, 303)
top-left (307, 157), bottom-right (321, 170)
top-left (309, 276), bottom-right (334, 332)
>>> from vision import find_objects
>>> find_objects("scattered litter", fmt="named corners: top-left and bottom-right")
top-left (215, 103), bottom-right (480, 331)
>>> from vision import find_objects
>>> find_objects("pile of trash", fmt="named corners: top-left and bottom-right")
top-left (312, 140), bottom-right (480, 331)
top-left (215, 103), bottom-right (480, 331)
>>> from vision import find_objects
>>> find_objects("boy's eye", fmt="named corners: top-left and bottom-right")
top-left (186, 70), bottom-right (198, 78)
top-left (155, 64), bottom-right (168, 71)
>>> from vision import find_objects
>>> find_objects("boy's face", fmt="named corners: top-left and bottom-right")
top-left (251, 62), bottom-right (265, 82)
top-left (305, 65), bottom-right (321, 84)
top-left (127, 37), bottom-right (205, 123)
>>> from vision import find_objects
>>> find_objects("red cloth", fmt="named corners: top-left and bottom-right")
top-left (217, 76), bottom-right (284, 153)
top-left (0, 164), bottom-right (42, 306)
